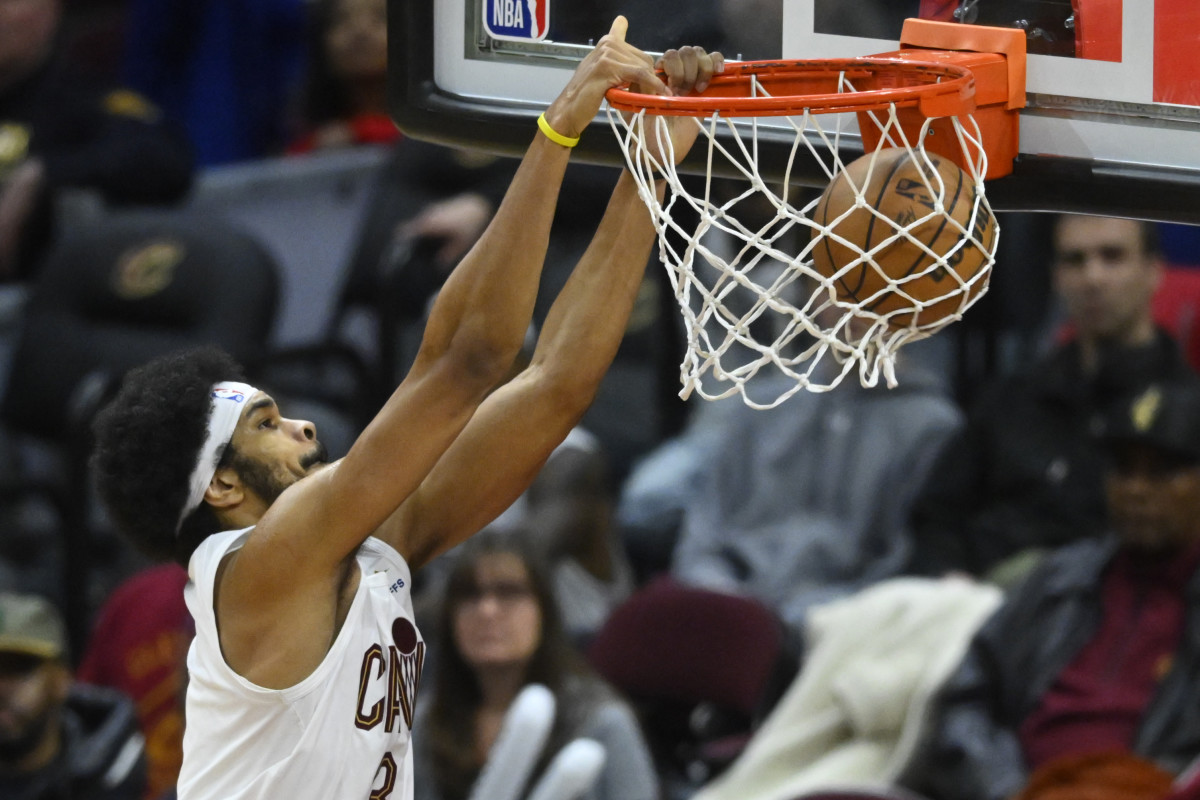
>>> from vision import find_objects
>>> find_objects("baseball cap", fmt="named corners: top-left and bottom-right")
top-left (0, 593), bottom-right (67, 660)
top-left (1104, 380), bottom-right (1200, 464)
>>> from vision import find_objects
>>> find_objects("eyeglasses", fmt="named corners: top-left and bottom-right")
top-left (458, 581), bottom-right (534, 607)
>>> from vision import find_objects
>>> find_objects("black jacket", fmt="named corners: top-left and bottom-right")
top-left (0, 684), bottom-right (147, 800)
top-left (0, 53), bottom-right (194, 277)
top-left (903, 536), bottom-right (1200, 800)
top-left (906, 329), bottom-right (1195, 576)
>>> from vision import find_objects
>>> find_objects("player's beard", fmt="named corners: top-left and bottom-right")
top-left (229, 442), bottom-right (328, 506)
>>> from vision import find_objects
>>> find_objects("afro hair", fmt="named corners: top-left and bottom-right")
top-left (91, 346), bottom-right (246, 564)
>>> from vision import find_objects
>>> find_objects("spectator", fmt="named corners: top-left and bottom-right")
top-left (289, 0), bottom-right (395, 153)
top-left (902, 377), bottom-right (1200, 800)
top-left (0, 0), bottom-right (194, 280)
top-left (0, 591), bottom-right (146, 799)
top-left (632, 352), bottom-right (961, 637)
top-left (414, 531), bottom-right (657, 800)
top-left (907, 215), bottom-right (1195, 582)
top-left (78, 565), bottom-right (191, 800)
top-left (286, 0), bottom-right (517, 386)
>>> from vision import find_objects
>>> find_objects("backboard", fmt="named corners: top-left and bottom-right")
top-left (390, 0), bottom-right (1200, 222)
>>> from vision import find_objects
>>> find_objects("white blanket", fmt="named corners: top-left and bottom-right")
top-left (693, 576), bottom-right (1003, 800)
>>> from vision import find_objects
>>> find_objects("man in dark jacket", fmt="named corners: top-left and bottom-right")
top-left (0, 592), bottom-right (146, 799)
top-left (903, 377), bottom-right (1200, 800)
top-left (0, 0), bottom-right (194, 280)
top-left (907, 214), bottom-right (1195, 580)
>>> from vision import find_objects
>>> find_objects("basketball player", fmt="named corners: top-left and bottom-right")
top-left (89, 20), bottom-right (722, 800)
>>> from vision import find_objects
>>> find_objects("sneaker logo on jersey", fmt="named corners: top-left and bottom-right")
top-left (355, 618), bottom-right (425, 733)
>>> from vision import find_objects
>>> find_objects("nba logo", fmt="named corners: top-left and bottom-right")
top-left (483, 0), bottom-right (548, 42)
top-left (212, 388), bottom-right (247, 403)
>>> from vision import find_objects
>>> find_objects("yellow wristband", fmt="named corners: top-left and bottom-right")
top-left (537, 113), bottom-right (581, 148)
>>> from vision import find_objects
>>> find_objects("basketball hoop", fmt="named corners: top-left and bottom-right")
top-left (605, 21), bottom-right (1025, 408)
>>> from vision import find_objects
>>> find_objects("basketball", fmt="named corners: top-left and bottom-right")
top-left (811, 147), bottom-right (997, 329)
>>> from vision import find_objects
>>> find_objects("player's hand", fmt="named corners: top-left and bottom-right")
top-left (641, 46), bottom-right (725, 165)
top-left (542, 16), bottom-right (662, 141)
top-left (656, 46), bottom-right (725, 97)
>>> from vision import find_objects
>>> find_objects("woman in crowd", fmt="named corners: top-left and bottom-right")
top-left (414, 531), bottom-right (658, 800)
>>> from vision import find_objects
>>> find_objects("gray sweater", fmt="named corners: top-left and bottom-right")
top-left (668, 366), bottom-right (962, 634)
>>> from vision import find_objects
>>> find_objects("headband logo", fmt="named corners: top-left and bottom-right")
top-left (212, 388), bottom-right (248, 403)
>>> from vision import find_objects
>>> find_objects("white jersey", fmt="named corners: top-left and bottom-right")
top-left (178, 528), bottom-right (424, 800)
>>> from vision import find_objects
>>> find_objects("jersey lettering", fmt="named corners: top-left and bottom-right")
top-left (369, 751), bottom-right (397, 799)
top-left (355, 644), bottom-right (387, 730)
top-left (355, 639), bottom-right (425, 732)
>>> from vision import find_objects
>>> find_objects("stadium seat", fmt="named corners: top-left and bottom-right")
top-left (586, 576), bottom-right (799, 800)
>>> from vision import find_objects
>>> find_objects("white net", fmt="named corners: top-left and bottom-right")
top-left (606, 75), bottom-right (999, 409)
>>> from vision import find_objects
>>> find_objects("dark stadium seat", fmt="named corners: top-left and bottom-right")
top-left (586, 575), bottom-right (800, 800)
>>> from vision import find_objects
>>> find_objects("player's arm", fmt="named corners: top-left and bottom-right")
top-left (379, 47), bottom-right (724, 569)
top-left (234, 19), bottom-right (668, 576)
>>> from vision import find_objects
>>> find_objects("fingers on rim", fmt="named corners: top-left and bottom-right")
top-left (638, 65), bottom-right (669, 96)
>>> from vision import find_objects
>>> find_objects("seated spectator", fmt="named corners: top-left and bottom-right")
top-left (642, 353), bottom-right (961, 637)
top-left (78, 565), bottom-right (191, 800)
top-left (289, 0), bottom-right (395, 153)
top-left (0, 591), bottom-right (146, 799)
top-left (286, 0), bottom-right (517, 378)
top-left (0, 0), bottom-right (194, 280)
top-left (413, 531), bottom-right (657, 800)
top-left (901, 377), bottom-right (1200, 800)
top-left (907, 215), bottom-right (1195, 582)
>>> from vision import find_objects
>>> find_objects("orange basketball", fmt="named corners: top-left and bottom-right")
top-left (811, 147), bottom-right (996, 329)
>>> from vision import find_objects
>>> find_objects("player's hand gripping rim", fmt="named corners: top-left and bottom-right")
top-left (543, 17), bottom-right (723, 143)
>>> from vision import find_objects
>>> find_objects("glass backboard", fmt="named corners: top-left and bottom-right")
top-left (390, 0), bottom-right (1200, 222)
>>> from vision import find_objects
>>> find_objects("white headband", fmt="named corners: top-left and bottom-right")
top-left (177, 381), bottom-right (258, 533)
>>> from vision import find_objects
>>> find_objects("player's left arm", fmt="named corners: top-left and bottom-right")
top-left (378, 46), bottom-right (723, 569)
top-left (381, 170), bottom-right (657, 569)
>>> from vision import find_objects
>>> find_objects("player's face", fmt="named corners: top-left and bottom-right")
top-left (1106, 444), bottom-right (1200, 552)
top-left (1052, 216), bottom-right (1160, 345)
top-left (452, 553), bottom-right (542, 672)
top-left (325, 0), bottom-right (387, 81)
top-left (227, 393), bottom-right (328, 505)
top-left (0, 653), bottom-right (67, 762)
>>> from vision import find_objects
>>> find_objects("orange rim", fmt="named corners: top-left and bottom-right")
top-left (605, 58), bottom-right (977, 118)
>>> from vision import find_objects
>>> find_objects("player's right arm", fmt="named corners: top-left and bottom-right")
top-left (270, 17), bottom-right (664, 566)
top-left (215, 19), bottom-right (667, 688)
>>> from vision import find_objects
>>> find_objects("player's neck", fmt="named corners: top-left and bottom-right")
top-left (215, 503), bottom-right (266, 533)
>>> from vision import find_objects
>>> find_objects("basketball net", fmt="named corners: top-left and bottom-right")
top-left (607, 77), bottom-right (998, 409)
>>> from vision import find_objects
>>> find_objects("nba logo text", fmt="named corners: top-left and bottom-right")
top-left (483, 0), bottom-right (548, 42)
